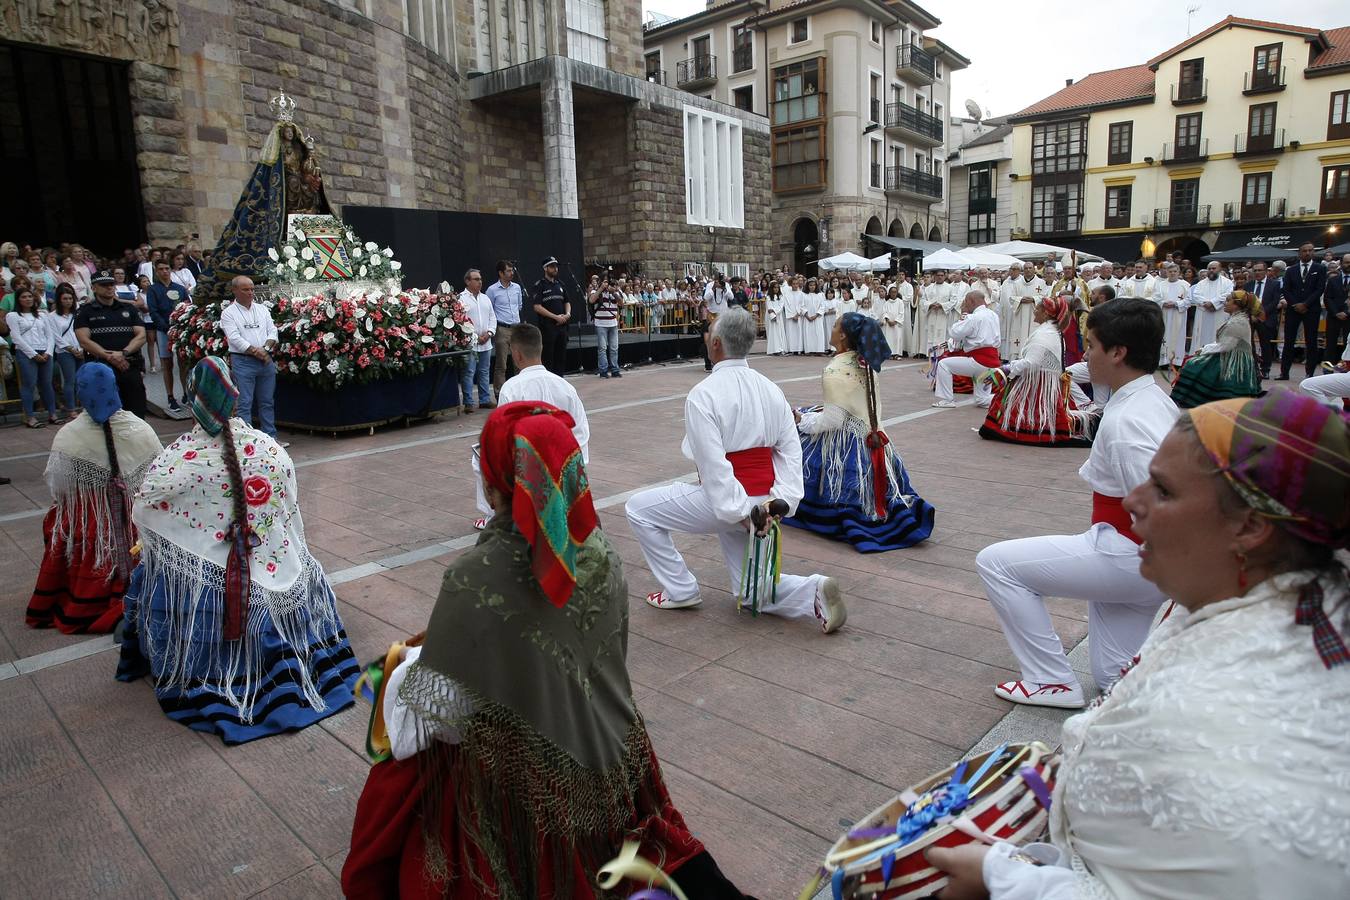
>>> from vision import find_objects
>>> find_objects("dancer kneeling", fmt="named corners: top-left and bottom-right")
top-left (343, 402), bottom-right (752, 899)
top-left (626, 308), bottom-right (846, 633)
top-left (931, 392), bottom-right (1350, 899)
top-left (116, 357), bottom-right (359, 743)
top-left (931, 290), bottom-right (1001, 409)
top-left (26, 363), bottom-right (162, 633)
top-left (978, 296), bottom-right (1093, 448)
top-left (787, 312), bottom-right (935, 552)
top-left (1169, 271), bottom-right (1262, 409)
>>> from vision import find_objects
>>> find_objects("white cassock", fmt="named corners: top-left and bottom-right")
top-left (801, 291), bottom-right (827, 353)
top-left (473, 364), bottom-right (591, 515)
top-left (1007, 275), bottom-right (1045, 360)
top-left (898, 281), bottom-right (916, 354)
top-left (879, 294), bottom-right (904, 355)
top-left (625, 358), bottom-right (826, 619)
top-left (856, 297), bottom-right (879, 320)
top-left (837, 293), bottom-right (858, 316)
top-left (976, 374), bottom-right (1177, 691)
top-left (783, 288), bottom-right (804, 352)
top-left (1189, 275), bottom-right (1233, 351)
top-left (821, 293), bottom-right (838, 339)
top-left (921, 281), bottom-right (950, 351)
top-left (1154, 278), bottom-right (1190, 366)
top-left (943, 281), bottom-right (965, 335)
top-left (1117, 274), bottom-right (1155, 299)
top-left (997, 279), bottom-right (1016, 360)
top-left (934, 304), bottom-right (1001, 405)
top-left (1086, 276), bottom-right (1120, 297)
top-left (764, 294), bottom-right (787, 355)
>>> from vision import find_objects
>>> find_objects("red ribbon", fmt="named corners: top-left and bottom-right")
top-left (865, 431), bottom-right (890, 520)
top-left (222, 522), bottom-right (253, 641)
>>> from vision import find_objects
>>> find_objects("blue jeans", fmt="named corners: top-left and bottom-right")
top-left (16, 351), bottom-right (56, 420)
top-left (53, 351), bottom-right (79, 410)
top-left (596, 325), bottom-right (619, 374)
top-left (461, 347), bottom-right (493, 406)
top-left (230, 352), bottom-right (276, 436)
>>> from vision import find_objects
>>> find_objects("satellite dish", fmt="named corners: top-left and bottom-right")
top-left (964, 99), bottom-right (983, 122)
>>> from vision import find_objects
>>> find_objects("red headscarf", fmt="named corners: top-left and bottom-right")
top-left (1040, 295), bottom-right (1073, 332)
top-left (479, 401), bottom-right (599, 607)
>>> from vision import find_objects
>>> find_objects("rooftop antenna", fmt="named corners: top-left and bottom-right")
top-left (964, 98), bottom-right (983, 123)
top-left (1185, 3), bottom-right (1201, 36)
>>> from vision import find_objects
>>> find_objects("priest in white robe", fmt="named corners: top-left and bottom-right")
top-left (1116, 260), bottom-right (1155, 300)
top-left (921, 272), bottom-right (951, 352)
top-left (1154, 262), bottom-right (1190, 366)
top-left (1189, 261), bottom-right (1233, 351)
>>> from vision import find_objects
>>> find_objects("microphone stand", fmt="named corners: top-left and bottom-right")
top-left (562, 261), bottom-right (587, 375)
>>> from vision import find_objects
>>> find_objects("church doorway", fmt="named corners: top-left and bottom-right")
top-left (0, 41), bottom-right (145, 255)
top-left (793, 217), bottom-right (819, 278)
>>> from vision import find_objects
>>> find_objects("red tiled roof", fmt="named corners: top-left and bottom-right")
top-left (1147, 16), bottom-right (1322, 68)
top-left (1009, 65), bottom-right (1155, 119)
top-left (1310, 25), bottom-right (1350, 71)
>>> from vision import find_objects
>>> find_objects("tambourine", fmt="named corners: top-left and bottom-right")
top-left (798, 742), bottom-right (1058, 899)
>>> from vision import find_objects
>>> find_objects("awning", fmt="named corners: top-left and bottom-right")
top-left (863, 234), bottom-right (960, 253)
top-left (1200, 244), bottom-right (1302, 263)
top-left (1210, 223), bottom-right (1348, 253)
top-left (1056, 233), bottom-right (1150, 264)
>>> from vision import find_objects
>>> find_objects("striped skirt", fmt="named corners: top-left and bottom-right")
top-left (26, 506), bottom-right (127, 634)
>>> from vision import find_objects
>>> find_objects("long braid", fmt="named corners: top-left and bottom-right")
top-left (102, 417), bottom-right (134, 577)
top-left (101, 419), bottom-right (122, 482)
top-left (219, 416), bottom-right (254, 641)
top-left (220, 418), bottom-right (247, 545)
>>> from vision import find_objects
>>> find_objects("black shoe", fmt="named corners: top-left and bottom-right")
top-left (611, 371), bottom-right (622, 378)
top-left (704, 365), bottom-right (713, 371)
top-left (0, 476), bottom-right (10, 486)
top-left (168, 398), bottom-right (181, 412)
top-left (1273, 375), bottom-right (1290, 381)
top-left (599, 371), bottom-right (610, 378)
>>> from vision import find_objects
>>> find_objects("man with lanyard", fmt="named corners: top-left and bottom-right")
top-left (147, 259), bottom-right (189, 411)
top-left (625, 308), bottom-right (845, 634)
top-left (931, 290), bottom-right (1001, 409)
top-left (701, 272), bottom-right (733, 371)
top-left (219, 275), bottom-right (284, 445)
top-left (486, 259), bottom-right (523, 391)
top-left (976, 298), bottom-right (1177, 708)
top-left (531, 256), bottom-right (570, 376)
top-left (75, 270), bottom-right (148, 417)
top-left (1250, 260), bottom-right (1283, 378)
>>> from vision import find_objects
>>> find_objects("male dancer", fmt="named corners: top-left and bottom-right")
top-left (625, 308), bottom-right (846, 633)
top-left (976, 298), bottom-right (1177, 707)
top-left (931, 290), bottom-right (1001, 409)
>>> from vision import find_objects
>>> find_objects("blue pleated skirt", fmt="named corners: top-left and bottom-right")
top-left (116, 564), bottom-right (360, 744)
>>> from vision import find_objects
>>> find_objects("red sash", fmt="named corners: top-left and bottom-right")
top-left (947, 346), bottom-right (1002, 367)
top-left (726, 447), bottom-right (775, 495)
top-left (1092, 492), bottom-right (1141, 544)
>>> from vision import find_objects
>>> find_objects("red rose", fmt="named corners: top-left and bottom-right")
top-left (266, 561), bottom-right (277, 573)
top-left (243, 443), bottom-right (256, 457)
top-left (183, 450), bottom-right (198, 460)
top-left (242, 475), bottom-right (272, 506)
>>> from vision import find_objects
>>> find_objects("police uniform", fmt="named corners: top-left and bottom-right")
top-left (74, 290), bottom-right (148, 417)
top-left (532, 258), bottom-right (569, 375)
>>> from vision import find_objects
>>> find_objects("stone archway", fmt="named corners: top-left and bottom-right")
top-left (792, 216), bottom-right (820, 278)
top-left (928, 225), bottom-right (942, 242)
top-left (909, 222), bottom-right (924, 239)
top-left (864, 215), bottom-right (883, 236)
top-left (888, 218), bottom-right (904, 237)
top-left (1154, 234), bottom-right (1210, 267)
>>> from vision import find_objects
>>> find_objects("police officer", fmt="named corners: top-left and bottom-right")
top-left (75, 269), bottom-right (148, 417)
top-left (531, 256), bottom-right (571, 375)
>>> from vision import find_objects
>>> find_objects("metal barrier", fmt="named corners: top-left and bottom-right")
top-left (610, 300), bottom-right (767, 335)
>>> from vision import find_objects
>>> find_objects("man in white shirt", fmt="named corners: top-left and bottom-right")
top-left (219, 275), bottom-right (283, 443)
top-left (625, 308), bottom-right (846, 633)
top-left (976, 298), bottom-right (1176, 707)
top-left (932, 290), bottom-right (1001, 408)
top-left (1189, 260), bottom-right (1233, 349)
top-left (471, 323), bottom-right (590, 529)
top-left (458, 269), bottom-right (496, 411)
top-left (701, 273), bottom-right (734, 371)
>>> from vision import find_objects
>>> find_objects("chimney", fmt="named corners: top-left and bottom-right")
top-left (1065, 78), bottom-right (1073, 87)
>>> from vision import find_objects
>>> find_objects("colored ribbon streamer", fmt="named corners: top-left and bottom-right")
top-left (865, 430), bottom-right (891, 519)
top-left (222, 521), bottom-right (258, 641)
top-left (1019, 765), bottom-right (1054, 811)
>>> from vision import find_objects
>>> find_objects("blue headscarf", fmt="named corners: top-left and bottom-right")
top-left (76, 363), bottom-right (122, 425)
top-left (840, 312), bottom-right (891, 371)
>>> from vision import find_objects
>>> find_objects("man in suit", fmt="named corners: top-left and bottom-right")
top-left (1277, 242), bottom-right (1328, 380)
top-left (1249, 260), bottom-right (1283, 378)
top-left (1324, 253), bottom-right (1350, 365)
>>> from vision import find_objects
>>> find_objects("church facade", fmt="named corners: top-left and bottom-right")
top-left (0, 0), bottom-right (771, 279)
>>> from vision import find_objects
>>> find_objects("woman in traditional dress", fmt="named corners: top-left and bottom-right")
top-left (785, 313), bottom-right (935, 552)
top-left (880, 284), bottom-right (904, 358)
top-left (343, 401), bottom-right (752, 899)
top-left (1154, 261), bottom-right (1190, 368)
top-left (763, 280), bottom-right (787, 355)
top-left (801, 277), bottom-right (827, 354)
top-left (25, 364), bottom-right (162, 633)
top-left (931, 391), bottom-right (1350, 899)
top-left (978, 296), bottom-right (1092, 448)
top-left (1170, 271), bottom-right (1261, 409)
top-left (116, 357), bottom-right (359, 744)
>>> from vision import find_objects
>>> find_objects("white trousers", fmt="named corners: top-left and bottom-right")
top-left (624, 481), bottom-right (820, 618)
top-left (1066, 362), bottom-right (1111, 407)
top-left (1299, 372), bottom-right (1350, 408)
top-left (976, 524), bottom-right (1165, 689)
top-left (935, 356), bottom-right (993, 404)
top-left (471, 444), bottom-right (491, 516)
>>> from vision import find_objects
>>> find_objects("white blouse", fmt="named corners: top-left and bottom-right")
top-left (6, 311), bottom-right (54, 358)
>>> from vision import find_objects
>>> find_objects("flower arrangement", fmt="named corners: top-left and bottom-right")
top-left (266, 225), bottom-right (403, 285)
top-left (169, 289), bottom-right (474, 390)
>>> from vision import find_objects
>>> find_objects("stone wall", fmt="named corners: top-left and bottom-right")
top-left (459, 102), bottom-right (549, 216)
top-left (403, 39), bottom-right (465, 209)
top-left (575, 106), bottom-right (633, 262)
top-left (604, 3), bottom-right (645, 80)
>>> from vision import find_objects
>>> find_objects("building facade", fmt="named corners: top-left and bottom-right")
top-left (0, 0), bottom-right (771, 280)
top-left (1005, 17), bottom-right (1350, 263)
top-left (946, 117), bottom-right (1013, 247)
top-left (643, 0), bottom-right (967, 274)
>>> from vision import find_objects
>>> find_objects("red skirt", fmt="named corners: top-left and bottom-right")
top-left (946, 346), bottom-right (1002, 394)
top-left (343, 745), bottom-right (705, 900)
top-left (25, 506), bottom-right (128, 634)
top-left (979, 387), bottom-right (1090, 447)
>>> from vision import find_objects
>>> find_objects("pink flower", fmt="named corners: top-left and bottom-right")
top-left (266, 561), bottom-right (277, 573)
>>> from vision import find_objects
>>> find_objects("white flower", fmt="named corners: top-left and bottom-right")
top-left (326, 359), bottom-right (340, 374)
top-left (322, 332), bottom-right (337, 346)
top-left (324, 303), bottom-right (336, 318)
top-left (295, 228), bottom-right (307, 241)
top-left (365, 318), bottom-right (374, 332)
top-left (288, 257), bottom-right (300, 270)
top-left (268, 247), bottom-right (279, 261)
top-left (365, 241), bottom-right (378, 251)
top-left (307, 359), bottom-right (321, 374)
top-left (382, 247), bottom-right (393, 257)
top-left (359, 265), bottom-right (367, 277)
top-left (303, 266), bottom-right (317, 280)
top-left (352, 306), bottom-right (366, 318)
top-left (300, 247), bottom-right (314, 261)
top-left (289, 362), bottom-right (299, 373)
top-left (346, 231), bottom-right (356, 242)
top-left (352, 247), bottom-right (362, 258)
top-left (459, 321), bottom-right (475, 334)
top-left (420, 334), bottom-right (433, 343)
top-left (390, 260), bottom-right (402, 271)
top-left (368, 253), bottom-right (381, 265)
top-left (275, 264), bottom-right (286, 275)
top-left (283, 245), bottom-right (297, 258)
top-left (424, 315), bottom-right (437, 328)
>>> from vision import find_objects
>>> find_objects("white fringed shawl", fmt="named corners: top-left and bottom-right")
top-left (997, 322), bottom-right (1089, 441)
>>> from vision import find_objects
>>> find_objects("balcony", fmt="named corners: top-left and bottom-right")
top-left (884, 101), bottom-right (943, 145)
top-left (1153, 205), bottom-right (1211, 230)
top-left (1244, 66), bottom-right (1286, 95)
top-left (644, 69), bottom-right (666, 86)
top-left (676, 54), bottom-right (717, 89)
top-left (1224, 196), bottom-right (1287, 223)
top-left (897, 44), bottom-right (936, 85)
top-left (885, 164), bottom-right (943, 200)
top-left (732, 45), bottom-right (752, 73)
top-left (771, 91), bottom-right (826, 126)
top-left (1235, 128), bottom-right (1285, 155)
top-left (1162, 138), bottom-right (1208, 164)
top-left (1171, 78), bottom-right (1207, 105)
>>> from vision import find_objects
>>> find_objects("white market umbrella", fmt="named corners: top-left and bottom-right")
top-left (817, 251), bottom-right (875, 272)
top-left (868, 253), bottom-right (893, 271)
top-left (921, 247), bottom-right (977, 270)
top-left (960, 247), bottom-right (1023, 268)
top-left (977, 240), bottom-right (1104, 264)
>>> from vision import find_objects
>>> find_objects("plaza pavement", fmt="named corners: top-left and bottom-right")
top-left (0, 347), bottom-right (1118, 898)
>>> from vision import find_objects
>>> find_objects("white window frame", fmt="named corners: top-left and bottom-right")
top-left (683, 104), bottom-right (746, 229)
top-left (565, 0), bottom-right (608, 68)
top-left (868, 67), bottom-right (883, 124)
top-left (728, 21), bottom-right (755, 72)
top-left (891, 82), bottom-right (905, 106)
top-left (788, 16), bottom-right (810, 45)
top-left (870, 19), bottom-right (881, 45)
top-left (730, 262), bottom-right (751, 280)
top-left (645, 47), bottom-right (663, 83)
top-left (869, 136), bottom-right (883, 189)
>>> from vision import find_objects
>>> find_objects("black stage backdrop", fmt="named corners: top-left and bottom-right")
top-left (342, 207), bottom-right (588, 324)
